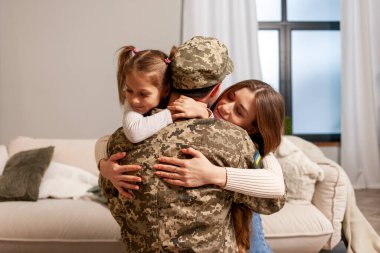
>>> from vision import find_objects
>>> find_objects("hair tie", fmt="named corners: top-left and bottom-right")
top-left (164, 58), bottom-right (171, 64)
top-left (132, 48), bottom-right (139, 56)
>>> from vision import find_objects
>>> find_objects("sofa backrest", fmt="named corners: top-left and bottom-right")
top-left (7, 136), bottom-right (98, 175)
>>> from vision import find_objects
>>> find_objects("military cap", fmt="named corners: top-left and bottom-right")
top-left (171, 36), bottom-right (234, 90)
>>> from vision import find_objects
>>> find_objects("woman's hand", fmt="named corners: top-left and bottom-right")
top-left (153, 147), bottom-right (226, 188)
top-left (99, 152), bottom-right (142, 200)
top-left (168, 95), bottom-right (210, 121)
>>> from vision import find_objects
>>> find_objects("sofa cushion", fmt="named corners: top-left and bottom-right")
top-left (0, 199), bottom-right (121, 241)
top-left (0, 147), bottom-right (54, 201)
top-left (262, 203), bottom-right (333, 253)
top-left (0, 145), bottom-right (8, 175)
top-left (8, 136), bottom-right (98, 175)
top-left (275, 137), bottom-right (324, 204)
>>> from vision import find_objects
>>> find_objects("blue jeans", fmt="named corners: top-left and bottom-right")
top-left (247, 213), bottom-right (273, 253)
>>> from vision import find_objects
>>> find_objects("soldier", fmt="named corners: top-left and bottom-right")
top-left (99, 36), bottom-right (285, 252)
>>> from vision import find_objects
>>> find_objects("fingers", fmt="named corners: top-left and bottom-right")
top-left (168, 105), bottom-right (185, 112)
top-left (178, 95), bottom-right (192, 101)
top-left (155, 170), bottom-right (183, 180)
top-left (180, 147), bottom-right (202, 158)
top-left (116, 164), bottom-right (141, 173)
top-left (153, 163), bottom-right (183, 174)
top-left (117, 174), bottom-right (142, 183)
top-left (117, 187), bottom-right (135, 200)
top-left (162, 178), bottom-right (187, 187)
top-left (196, 101), bottom-right (207, 108)
top-left (171, 112), bottom-right (187, 121)
top-left (109, 152), bottom-right (126, 162)
top-left (124, 191), bottom-right (135, 200)
top-left (116, 186), bottom-right (128, 195)
top-left (155, 156), bottom-right (186, 167)
top-left (118, 181), bottom-right (140, 190)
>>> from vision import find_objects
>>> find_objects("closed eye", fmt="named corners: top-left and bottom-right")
top-left (227, 91), bottom-right (235, 101)
top-left (140, 92), bottom-right (151, 97)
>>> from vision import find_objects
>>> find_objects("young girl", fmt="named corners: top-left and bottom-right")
top-left (116, 46), bottom-right (209, 144)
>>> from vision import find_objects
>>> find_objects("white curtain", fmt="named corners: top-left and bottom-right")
top-left (341, 0), bottom-right (380, 188)
top-left (182, 0), bottom-right (262, 91)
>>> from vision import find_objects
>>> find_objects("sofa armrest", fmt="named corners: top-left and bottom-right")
top-left (284, 135), bottom-right (348, 250)
top-left (312, 162), bottom-right (347, 249)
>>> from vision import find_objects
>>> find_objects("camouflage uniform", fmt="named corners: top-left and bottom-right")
top-left (171, 36), bottom-right (233, 90)
top-left (100, 119), bottom-right (285, 252)
top-left (99, 36), bottom-right (285, 252)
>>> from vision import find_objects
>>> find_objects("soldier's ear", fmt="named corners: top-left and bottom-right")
top-left (209, 83), bottom-right (221, 99)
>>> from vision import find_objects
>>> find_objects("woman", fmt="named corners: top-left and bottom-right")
top-left (96, 79), bottom-right (285, 252)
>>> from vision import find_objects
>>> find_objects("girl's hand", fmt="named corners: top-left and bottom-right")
top-left (99, 152), bottom-right (142, 200)
top-left (153, 147), bottom-right (226, 187)
top-left (168, 95), bottom-right (210, 121)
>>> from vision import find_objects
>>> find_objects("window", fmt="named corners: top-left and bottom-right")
top-left (256, 0), bottom-right (340, 142)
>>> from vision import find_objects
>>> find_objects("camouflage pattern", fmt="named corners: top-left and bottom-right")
top-left (171, 36), bottom-right (234, 90)
top-left (99, 118), bottom-right (286, 253)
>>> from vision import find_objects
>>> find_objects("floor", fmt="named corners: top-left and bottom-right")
top-left (321, 189), bottom-right (380, 253)
top-left (355, 189), bottom-right (380, 235)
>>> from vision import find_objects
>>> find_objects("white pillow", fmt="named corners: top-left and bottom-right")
top-left (0, 145), bottom-right (9, 175)
top-left (275, 137), bottom-right (324, 204)
top-left (39, 161), bottom-right (98, 199)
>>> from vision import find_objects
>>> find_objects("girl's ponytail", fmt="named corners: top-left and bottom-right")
top-left (117, 46), bottom-right (135, 105)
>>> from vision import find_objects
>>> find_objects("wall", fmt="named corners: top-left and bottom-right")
top-left (0, 0), bottom-right (181, 144)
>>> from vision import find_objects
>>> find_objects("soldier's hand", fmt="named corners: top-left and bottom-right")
top-left (99, 152), bottom-right (142, 200)
top-left (153, 147), bottom-right (227, 188)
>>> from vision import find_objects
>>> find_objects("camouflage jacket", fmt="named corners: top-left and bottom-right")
top-left (99, 118), bottom-right (285, 253)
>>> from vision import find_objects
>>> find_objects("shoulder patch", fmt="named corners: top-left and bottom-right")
top-left (253, 151), bottom-right (262, 169)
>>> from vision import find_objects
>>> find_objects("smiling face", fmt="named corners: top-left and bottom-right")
top-left (125, 72), bottom-right (163, 114)
top-left (213, 87), bottom-right (257, 134)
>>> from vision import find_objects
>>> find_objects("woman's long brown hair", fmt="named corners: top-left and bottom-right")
top-left (212, 79), bottom-right (285, 252)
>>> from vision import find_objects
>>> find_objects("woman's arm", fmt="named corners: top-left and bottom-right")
top-left (224, 153), bottom-right (285, 198)
top-left (153, 148), bottom-right (285, 198)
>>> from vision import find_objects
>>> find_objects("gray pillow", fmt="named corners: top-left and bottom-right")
top-left (0, 146), bottom-right (54, 201)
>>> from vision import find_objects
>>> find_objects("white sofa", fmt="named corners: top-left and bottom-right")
top-left (0, 135), bottom-right (348, 253)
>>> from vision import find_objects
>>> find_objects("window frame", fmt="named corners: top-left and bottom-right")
top-left (258, 0), bottom-right (340, 142)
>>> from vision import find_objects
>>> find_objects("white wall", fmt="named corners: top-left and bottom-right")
top-left (0, 0), bottom-right (181, 144)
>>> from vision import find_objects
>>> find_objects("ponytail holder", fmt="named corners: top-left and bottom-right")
top-left (132, 48), bottom-right (139, 56)
top-left (164, 58), bottom-right (171, 64)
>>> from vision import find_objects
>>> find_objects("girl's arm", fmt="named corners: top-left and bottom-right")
top-left (123, 102), bottom-right (173, 143)
top-left (153, 148), bottom-right (285, 198)
top-left (124, 96), bottom-right (211, 143)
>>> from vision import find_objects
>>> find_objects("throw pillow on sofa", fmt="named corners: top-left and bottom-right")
top-left (0, 146), bottom-right (54, 201)
top-left (275, 137), bottom-right (324, 204)
top-left (39, 161), bottom-right (98, 199)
